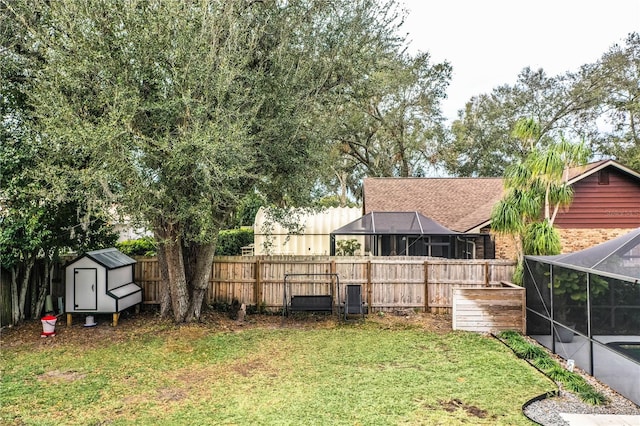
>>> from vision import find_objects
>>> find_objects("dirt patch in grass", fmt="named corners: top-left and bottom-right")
top-left (229, 358), bottom-right (270, 378)
top-left (37, 369), bottom-right (86, 382)
top-left (156, 387), bottom-right (188, 402)
top-left (440, 398), bottom-right (490, 419)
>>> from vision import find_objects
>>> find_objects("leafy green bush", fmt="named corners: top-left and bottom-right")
top-left (215, 228), bottom-right (254, 256)
top-left (116, 236), bottom-right (157, 256)
top-left (523, 219), bottom-right (561, 256)
top-left (117, 229), bottom-right (254, 257)
top-left (498, 330), bottom-right (520, 341)
top-left (499, 330), bottom-right (550, 361)
top-left (563, 373), bottom-right (590, 393)
top-left (515, 342), bottom-right (548, 360)
top-left (336, 239), bottom-right (361, 256)
top-left (546, 364), bottom-right (574, 382)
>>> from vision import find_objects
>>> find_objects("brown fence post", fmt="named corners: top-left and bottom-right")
top-left (484, 261), bottom-right (490, 287)
top-left (366, 260), bottom-right (372, 311)
top-left (210, 261), bottom-right (216, 303)
top-left (424, 260), bottom-right (430, 312)
top-left (255, 258), bottom-right (261, 310)
top-left (330, 260), bottom-right (337, 306)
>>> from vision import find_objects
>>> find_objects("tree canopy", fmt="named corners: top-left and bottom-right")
top-left (591, 33), bottom-right (640, 171)
top-left (3, 0), bottom-right (416, 322)
top-left (438, 33), bottom-right (640, 177)
top-left (1, 1), bottom-right (119, 324)
top-left (313, 49), bottom-right (451, 204)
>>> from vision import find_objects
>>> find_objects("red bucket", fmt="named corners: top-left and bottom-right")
top-left (41, 315), bottom-right (57, 337)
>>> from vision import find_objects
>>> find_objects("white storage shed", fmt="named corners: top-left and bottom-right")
top-left (253, 207), bottom-right (363, 255)
top-left (65, 248), bottom-right (142, 326)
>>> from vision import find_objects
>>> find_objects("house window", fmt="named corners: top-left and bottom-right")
top-left (598, 170), bottom-right (609, 185)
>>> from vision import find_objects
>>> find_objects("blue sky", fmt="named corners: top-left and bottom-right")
top-left (400, 0), bottom-right (640, 122)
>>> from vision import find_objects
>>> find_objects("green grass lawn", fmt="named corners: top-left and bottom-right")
top-left (1, 315), bottom-right (554, 425)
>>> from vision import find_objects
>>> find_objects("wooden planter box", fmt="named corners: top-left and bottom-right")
top-left (452, 281), bottom-right (525, 333)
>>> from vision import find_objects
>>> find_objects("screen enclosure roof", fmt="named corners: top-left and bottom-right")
top-left (331, 211), bottom-right (459, 236)
top-left (526, 227), bottom-right (640, 282)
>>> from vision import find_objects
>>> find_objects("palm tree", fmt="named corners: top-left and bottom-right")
top-left (491, 118), bottom-right (590, 283)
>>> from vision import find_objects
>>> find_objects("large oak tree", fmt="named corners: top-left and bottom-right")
top-left (320, 50), bottom-right (451, 205)
top-left (440, 67), bottom-right (601, 177)
top-left (6, 0), bottom-right (407, 322)
top-left (592, 33), bottom-right (640, 170)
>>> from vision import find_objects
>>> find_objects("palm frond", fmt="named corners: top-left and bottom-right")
top-left (549, 184), bottom-right (573, 207)
top-left (490, 198), bottom-right (524, 234)
top-left (523, 220), bottom-right (561, 255)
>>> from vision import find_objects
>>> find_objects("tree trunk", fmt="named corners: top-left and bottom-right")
top-left (399, 150), bottom-right (410, 177)
top-left (166, 240), bottom-right (189, 322)
top-left (16, 254), bottom-right (35, 323)
top-left (544, 185), bottom-right (551, 220)
top-left (335, 170), bottom-right (348, 207)
top-left (33, 258), bottom-right (50, 319)
top-left (10, 267), bottom-right (19, 325)
top-left (155, 236), bottom-right (172, 318)
top-left (154, 221), bottom-right (218, 323)
top-left (155, 223), bottom-right (190, 322)
top-left (33, 279), bottom-right (48, 319)
top-left (185, 242), bottom-right (216, 322)
top-left (29, 269), bottom-right (37, 318)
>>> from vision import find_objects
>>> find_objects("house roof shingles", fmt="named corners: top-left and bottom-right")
top-left (363, 177), bottom-right (504, 233)
top-left (363, 160), bottom-right (640, 234)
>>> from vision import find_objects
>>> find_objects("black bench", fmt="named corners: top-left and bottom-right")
top-left (289, 295), bottom-right (333, 313)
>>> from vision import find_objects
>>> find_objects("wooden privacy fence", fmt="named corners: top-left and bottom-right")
top-left (135, 256), bottom-right (516, 314)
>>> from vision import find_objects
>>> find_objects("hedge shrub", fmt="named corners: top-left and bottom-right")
top-left (117, 228), bottom-right (253, 257)
top-left (215, 228), bottom-right (254, 256)
top-left (116, 236), bottom-right (157, 256)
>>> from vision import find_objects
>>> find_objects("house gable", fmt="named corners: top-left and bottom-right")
top-left (555, 163), bottom-right (640, 228)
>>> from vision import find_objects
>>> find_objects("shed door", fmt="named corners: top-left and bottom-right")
top-left (74, 268), bottom-right (97, 310)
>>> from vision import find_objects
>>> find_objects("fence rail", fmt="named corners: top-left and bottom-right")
top-left (136, 256), bottom-right (516, 313)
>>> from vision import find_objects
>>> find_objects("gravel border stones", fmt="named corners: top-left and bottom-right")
top-left (524, 374), bottom-right (640, 425)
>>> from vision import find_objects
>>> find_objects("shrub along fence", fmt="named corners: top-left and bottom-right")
top-left (136, 256), bottom-right (516, 314)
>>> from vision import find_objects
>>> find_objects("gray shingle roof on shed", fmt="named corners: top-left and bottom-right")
top-left (85, 248), bottom-right (136, 269)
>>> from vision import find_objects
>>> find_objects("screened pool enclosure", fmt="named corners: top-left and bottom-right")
top-left (525, 228), bottom-right (640, 405)
top-left (330, 211), bottom-right (494, 259)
